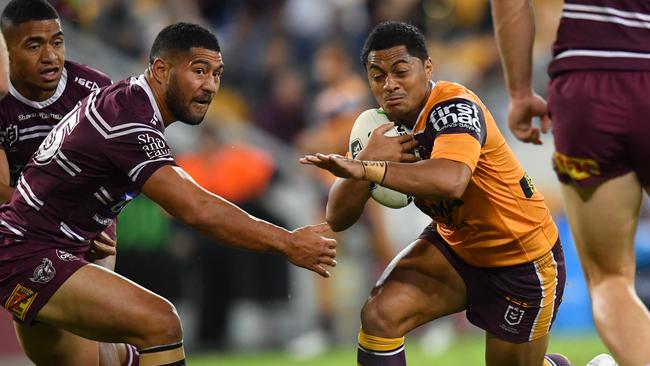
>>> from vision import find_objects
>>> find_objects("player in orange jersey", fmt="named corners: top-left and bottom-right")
top-left (301, 21), bottom-right (569, 366)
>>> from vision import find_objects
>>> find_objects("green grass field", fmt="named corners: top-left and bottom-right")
top-left (187, 334), bottom-right (608, 365)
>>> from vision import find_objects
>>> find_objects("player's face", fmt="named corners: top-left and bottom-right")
top-left (165, 48), bottom-right (223, 125)
top-left (4, 19), bottom-right (65, 101)
top-left (366, 45), bottom-right (432, 127)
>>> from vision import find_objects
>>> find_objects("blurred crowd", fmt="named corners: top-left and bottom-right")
top-left (20, 0), bottom-right (648, 358)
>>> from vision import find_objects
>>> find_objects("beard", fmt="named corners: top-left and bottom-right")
top-left (165, 73), bottom-right (206, 126)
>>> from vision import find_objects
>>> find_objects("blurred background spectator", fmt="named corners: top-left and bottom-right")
top-left (1, 0), bottom-right (645, 364)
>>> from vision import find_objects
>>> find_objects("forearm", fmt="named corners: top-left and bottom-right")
top-left (325, 178), bottom-right (372, 232)
top-left (374, 159), bottom-right (470, 200)
top-left (144, 166), bottom-right (291, 255)
top-left (491, 0), bottom-right (536, 97)
top-left (189, 193), bottom-right (292, 254)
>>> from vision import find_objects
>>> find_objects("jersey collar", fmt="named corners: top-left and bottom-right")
top-left (9, 67), bottom-right (68, 109)
top-left (133, 74), bottom-right (164, 129)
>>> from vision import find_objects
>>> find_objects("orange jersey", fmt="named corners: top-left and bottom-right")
top-left (412, 81), bottom-right (558, 267)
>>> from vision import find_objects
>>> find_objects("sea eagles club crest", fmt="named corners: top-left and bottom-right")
top-left (30, 258), bottom-right (56, 284)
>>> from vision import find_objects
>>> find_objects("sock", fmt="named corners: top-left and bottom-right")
top-left (123, 344), bottom-right (140, 366)
top-left (357, 327), bottom-right (406, 366)
top-left (139, 341), bottom-right (185, 366)
top-left (545, 353), bottom-right (572, 366)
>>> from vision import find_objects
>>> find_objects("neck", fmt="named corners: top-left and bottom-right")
top-left (144, 69), bottom-right (175, 127)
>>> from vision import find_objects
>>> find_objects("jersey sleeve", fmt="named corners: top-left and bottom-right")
top-left (103, 127), bottom-right (176, 187)
top-left (431, 133), bottom-right (481, 171)
top-left (428, 97), bottom-right (487, 171)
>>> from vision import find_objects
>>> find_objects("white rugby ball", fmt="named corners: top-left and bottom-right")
top-left (349, 109), bottom-right (413, 209)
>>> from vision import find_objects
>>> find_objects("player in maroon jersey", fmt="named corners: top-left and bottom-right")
top-left (493, 0), bottom-right (650, 364)
top-left (0, 0), bottom-right (133, 365)
top-left (0, 22), bottom-right (336, 366)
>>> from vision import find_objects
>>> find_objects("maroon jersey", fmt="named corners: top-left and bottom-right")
top-left (549, 1), bottom-right (650, 76)
top-left (0, 61), bottom-right (112, 186)
top-left (0, 75), bottom-right (175, 256)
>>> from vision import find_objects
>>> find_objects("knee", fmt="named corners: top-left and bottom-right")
top-left (360, 296), bottom-right (402, 338)
top-left (139, 298), bottom-right (183, 348)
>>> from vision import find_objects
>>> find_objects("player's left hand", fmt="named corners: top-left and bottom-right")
top-left (508, 91), bottom-right (551, 145)
top-left (299, 153), bottom-right (365, 180)
top-left (86, 230), bottom-right (117, 261)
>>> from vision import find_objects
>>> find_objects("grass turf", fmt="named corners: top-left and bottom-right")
top-left (187, 334), bottom-right (608, 365)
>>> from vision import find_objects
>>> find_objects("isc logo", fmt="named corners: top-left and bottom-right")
top-left (74, 77), bottom-right (100, 91)
top-left (429, 99), bottom-right (482, 134)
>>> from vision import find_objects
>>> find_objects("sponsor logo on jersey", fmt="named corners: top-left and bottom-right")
top-left (552, 151), bottom-right (600, 181)
top-left (18, 112), bottom-right (63, 122)
top-left (519, 173), bottom-right (536, 198)
top-left (504, 305), bottom-right (525, 326)
top-left (428, 98), bottom-right (484, 139)
top-left (92, 214), bottom-right (113, 226)
top-left (56, 250), bottom-right (79, 262)
top-left (137, 133), bottom-right (172, 159)
top-left (4, 284), bottom-right (37, 321)
top-left (29, 258), bottom-right (56, 284)
top-left (74, 76), bottom-right (101, 91)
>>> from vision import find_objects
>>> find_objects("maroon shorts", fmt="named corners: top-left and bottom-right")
top-left (419, 229), bottom-right (565, 343)
top-left (548, 70), bottom-right (650, 186)
top-left (0, 243), bottom-right (88, 325)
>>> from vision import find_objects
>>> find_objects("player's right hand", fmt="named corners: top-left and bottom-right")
top-left (508, 92), bottom-right (551, 145)
top-left (361, 123), bottom-right (419, 162)
top-left (85, 230), bottom-right (117, 261)
top-left (300, 153), bottom-right (365, 180)
top-left (284, 222), bottom-right (337, 278)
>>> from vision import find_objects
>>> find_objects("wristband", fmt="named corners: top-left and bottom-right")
top-left (362, 161), bottom-right (388, 185)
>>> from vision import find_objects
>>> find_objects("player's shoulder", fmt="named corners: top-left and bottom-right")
top-left (86, 76), bottom-right (162, 133)
top-left (424, 81), bottom-right (488, 144)
top-left (64, 60), bottom-right (112, 89)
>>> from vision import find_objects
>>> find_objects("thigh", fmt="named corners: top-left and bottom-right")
top-left (36, 263), bottom-right (175, 347)
top-left (14, 321), bottom-right (100, 366)
top-left (485, 332), bottom-right (548, 366)
top-left (560, 172), bottom-right (642, 281)
top-left (362, 238), bottom-right (467, 337)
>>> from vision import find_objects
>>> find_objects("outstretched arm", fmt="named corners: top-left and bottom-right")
top-left (491, 0), bottom-right (550, 144)
top-left (300, 154), bottom-right (471, 200)
top-left (143, 165), bottom-right (337, 277)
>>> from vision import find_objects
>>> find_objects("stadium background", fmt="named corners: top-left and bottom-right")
top-left (1, 0), bottom-right (649, 364)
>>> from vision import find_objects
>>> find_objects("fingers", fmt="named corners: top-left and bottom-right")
top-left (319, 256), bottom-right (337, 267)
top-left (310, 222), bottom-right (332, 233)
top-left (540, 114), bottom-right (552, 134)
top-left (311, 255), bottom-right (338, 278)
top-left (400, 153), bottom-right (419, 163)
top-left (400, 136), bottom-right (418, 150)
top-left (91, 241), bottom-right (117, 256)
top-left (95, 231), bottom-right (116, 247)
top-left (312, 265), bottom-right (331, 278)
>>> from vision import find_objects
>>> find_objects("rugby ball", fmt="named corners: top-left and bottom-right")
top-left (349, 109), bottom-right (413, 209)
